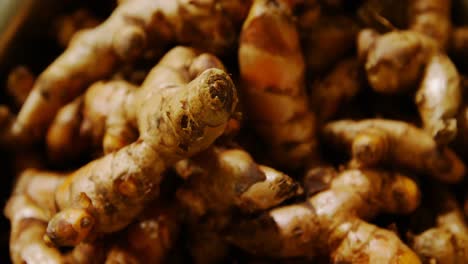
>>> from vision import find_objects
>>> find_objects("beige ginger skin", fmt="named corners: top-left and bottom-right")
top-left (44, 47), bottom-right (238, 247)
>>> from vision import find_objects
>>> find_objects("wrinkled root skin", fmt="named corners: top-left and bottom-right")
top-left (45, 58), bottom-right (237, 246)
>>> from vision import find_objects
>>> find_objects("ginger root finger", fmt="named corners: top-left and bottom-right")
top-left (239, 0), bottom-right (317, 168)
top-left (415, 53), bottom-right (461, 144)
top-left (0, 106), bottom-right (33, 146)
top-left (364, 30), bottom-right (437, 94)
top-left (176, 147), bottom-right (301, 216)
top-left (323, 119), bottom-right (465, 183)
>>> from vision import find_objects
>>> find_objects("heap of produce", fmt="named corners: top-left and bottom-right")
top-left (3, 0), bottom-right (468, 263)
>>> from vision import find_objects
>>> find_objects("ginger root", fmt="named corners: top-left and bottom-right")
top-left (362, 30), bottom-right (462, 144)
top-left (239, 0), bottom-right (317, 168)
top-left (322, 119), bottom-right (465, 183)
top-left (43, 49), bottom-right (237, 246)
top-left (176, 147), bottom-right (300, 216)
top-left (46, 46), bottom-right (226, 163)
top-left (5, 170), bottom-right (111, 264)
top-left (14, 0), bottom-right (248, 141)
top-left (6, 196), bottom-right (64, 264)
top-left (227, 167), bottom-right (421, 263)
top-left (363, 30), bottom-right (437, 94)
top-left (414, 53), bottom-right (461, 144)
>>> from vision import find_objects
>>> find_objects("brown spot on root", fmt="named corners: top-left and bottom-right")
top-left (207, 76), bottom-right (235, 112)
top-left (103, 201), bottom-right (118, 215)
top-left (178, 142), bottom-right (189, 152)
top-left (275, 178), bottom-right (300, 199)
top-left (115, 176), bottom-right (138, 197)
top-left (39, 86), bottom-right (51, 100)
top-left (80, 216), bottom-right (92, 228)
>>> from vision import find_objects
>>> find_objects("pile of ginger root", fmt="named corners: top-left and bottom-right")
top-left (5, 0), bottom-right (468, 263)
